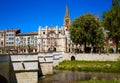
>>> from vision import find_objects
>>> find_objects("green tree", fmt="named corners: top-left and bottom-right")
top-left (102, 0), bottom-right (120, 52)
top-left (70, 13), bottom-right (104, 53)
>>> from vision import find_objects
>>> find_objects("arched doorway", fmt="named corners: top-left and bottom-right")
top-left (0, 75), bottom-right (8, 83)
top-left (48, 46), bottom-right (56, 52)
top-left (71, 56), bottom-right (75, 61)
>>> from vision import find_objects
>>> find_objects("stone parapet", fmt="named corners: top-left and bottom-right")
top-left (38, 53), bottom-right (53, 75)
top-left (10, 54), bottom-right (38, 83)
top-left (63, 53), bottom-right (120, 61)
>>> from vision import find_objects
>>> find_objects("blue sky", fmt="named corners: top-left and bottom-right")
top-left (0, 0), bottom-right (112, 33)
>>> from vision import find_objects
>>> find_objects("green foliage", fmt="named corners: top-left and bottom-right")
top-left (116, 58), bottom-right (120, 71)
top-left (102, 0), bottom-right (120, 52)
top-left (54, 60), bottom-right (120, 73)
top-left (70, 13), bottom-right (105, 52)
top-left (78, 79), bottom-right (120, 83)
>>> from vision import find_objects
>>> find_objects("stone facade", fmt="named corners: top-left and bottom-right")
top-left (37, 5), bottom-right (71, 53)
top-left (37, 26), bottom-right (67, 52)
top-left (38, 53), bottom-right (53, 75)
top-left (10, 55), bottom-right (38, 83)
top-left (15, 72), bottom-right (37, 83)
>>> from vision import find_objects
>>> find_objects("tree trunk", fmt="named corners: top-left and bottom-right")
top-left (84, 42), bottom-right (86, 53)
top-left (116, 40), bottom-right (119, 53)
top-left (91, 46), bottom-right (93, 53)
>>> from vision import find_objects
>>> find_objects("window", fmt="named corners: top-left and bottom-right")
top-left (23, 42), bottom-right (26, 45)
top-left (11, 34), bottom-right (14, 36)
top-left (31, 36), bottom-right (34, 39)
top-left (9, 37), bottom-right (14, 40)
top-left (16, 38), bottom-right (19, 42)
top-left (20, 36), bottom-right (23, 42)
top-left (6, 34), bottom-right (8, 36)
top-left (11, 42), bottom-right (14, 44)
top-left (6, 42), bottom-right (8, 44)
top-left (1, 33), bottom-right (4, 37)
top-left (24, 38), bottom-right (26, 41)
top-left (1, 42), bottom-right (3, 46)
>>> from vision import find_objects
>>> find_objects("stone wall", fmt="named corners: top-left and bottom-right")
top-left (10, 55), bottom-right (38, 83)
top-left (0, 55), bottom-right (9, 83)
top-left (63, 53), bottom-right (120, 61)
top-left (38, 53), bottom-right (53, 75)
top-left (15, 72), bottom-right (37, 83)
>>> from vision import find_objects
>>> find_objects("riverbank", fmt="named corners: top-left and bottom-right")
top-left (78, 79), bottom-right (120, 83)
top-left (39, 70), bottom-right (120, 83)
top-left (54, 60), bottom-right (120, 73)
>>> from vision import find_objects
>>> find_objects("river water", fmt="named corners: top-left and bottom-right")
top-left (39, 70), bottom-right (120, 83)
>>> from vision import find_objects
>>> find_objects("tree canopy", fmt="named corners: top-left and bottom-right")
top-left (102, 0), bottom-right (120, 52)
top-left (70, 13), bottom-right (105, 53)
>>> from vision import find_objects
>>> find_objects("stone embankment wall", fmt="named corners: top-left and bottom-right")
top-left (63, 53), bottom-right (120, 61)
top-left (0, 55), bottom-right (9, 82)
top-left (38, 53), bottom-right (53, 75)
top-left (10, 55), bottom-right (38, 83)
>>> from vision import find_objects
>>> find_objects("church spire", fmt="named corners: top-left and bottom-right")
top-left (65, 4), bottom-right (69, 17)
top-left (64, 4), bottom-right (70, 30)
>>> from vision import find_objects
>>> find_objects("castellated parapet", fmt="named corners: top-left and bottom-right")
top-left (37, 26), bottom-right (68, 52)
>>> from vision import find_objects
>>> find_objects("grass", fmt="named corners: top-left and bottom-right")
top-left (54, 60), bottom-right (120, 73)
top-left (78, 79), bottom-right (120, 83)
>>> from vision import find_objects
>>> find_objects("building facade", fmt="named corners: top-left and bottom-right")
top-left (0, 5), bottom-right (71, 54)
top-left (16, 32), bottom-right (38, 53)
top-left (37, 26), bottom-right (67, 52)
top-left (0, 30), bottom-right (5, 53)
top-left (37, 4), bottom-right (71, 52)
top-left (0, 29), bottom-right (20, 54)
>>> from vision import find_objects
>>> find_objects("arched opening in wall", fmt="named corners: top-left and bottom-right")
top-left (71, 56), bottom-right (75, 61)
top-left (53, 48), bottom-right (56, 51)
top-left (69, 48), bottom-right (70, 52)
top-left (48, 47), bottom-right (56, 52)
top-left (0, 75), bottom-right (8, 83)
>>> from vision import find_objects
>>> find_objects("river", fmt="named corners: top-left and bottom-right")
top-left (39, 70), bottom-right (120, 83)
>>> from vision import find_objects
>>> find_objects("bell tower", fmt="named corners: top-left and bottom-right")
top-left (64, 4), bottom-right (70, 30)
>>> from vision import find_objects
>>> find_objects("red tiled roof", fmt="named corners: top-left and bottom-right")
top-left (16, 32), bottom-right (38, 36)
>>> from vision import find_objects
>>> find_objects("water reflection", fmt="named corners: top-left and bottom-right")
top-left (39, 70), bottom-right (120, 83)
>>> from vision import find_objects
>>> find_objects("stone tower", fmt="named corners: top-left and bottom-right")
top-left (64, 4), bottom-right (70, 30)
